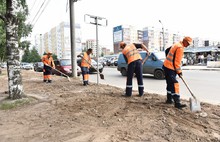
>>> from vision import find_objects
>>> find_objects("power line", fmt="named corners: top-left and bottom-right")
top-left (32, 0), bottom-right (52, 27)
top-left (29, 0), bottom-right (37, 12)
top-left (31, 0), bottom-right (47, 25)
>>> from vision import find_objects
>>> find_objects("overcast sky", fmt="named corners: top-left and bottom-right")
top-left (26, 0), bottom-right (220, 49)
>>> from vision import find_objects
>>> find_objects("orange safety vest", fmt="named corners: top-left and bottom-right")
top-left (163, 42), bottom-right (184, 74)
top-left (42, 55), bottom-right (55, 67)
top-left (81, 52), bottom-right (91, 68)
top-left (122, 44), bottom-right (142, 64)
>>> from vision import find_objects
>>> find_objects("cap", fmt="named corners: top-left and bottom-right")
top-left (47, 51), bottom-right (52, 55)
top-left (183, 36), bottom-right (193, 45)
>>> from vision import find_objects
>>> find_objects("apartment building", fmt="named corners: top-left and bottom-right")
top-left (35, 22), bottom-right (82, 59)
top-left (113, 25), bottom-right (140, 54)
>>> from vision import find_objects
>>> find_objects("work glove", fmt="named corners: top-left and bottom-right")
top-left (178, 72), bottom-right (183, 78)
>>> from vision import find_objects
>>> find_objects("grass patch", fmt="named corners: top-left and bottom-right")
top-left (0, 98), bottom-right (32, 110)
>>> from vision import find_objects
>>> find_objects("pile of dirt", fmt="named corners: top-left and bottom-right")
top-left (0, 69), bottom-right (220, 142)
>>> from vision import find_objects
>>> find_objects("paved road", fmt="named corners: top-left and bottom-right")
top-left (89, 67), bottom-right (220, 105)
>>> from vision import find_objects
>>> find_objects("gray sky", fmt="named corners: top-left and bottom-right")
top-left (27, 0), bottom-right (220, 49)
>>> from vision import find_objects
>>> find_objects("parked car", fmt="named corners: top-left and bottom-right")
top-left (77, 58), bottom-right (104, 73)
top-left (34, 62), bottom-right (44, 72)
top-left (117, 51), bottom-right (165, 79)
top-left (52, 59), bottom-right (81, 76)
top-left (21, 62), bottom-right (33, 70)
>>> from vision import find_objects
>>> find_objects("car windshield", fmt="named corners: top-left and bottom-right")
top-left (154, 52), bottom-right (166, 60)
top-left (60, 59), bottom-right (71, 66)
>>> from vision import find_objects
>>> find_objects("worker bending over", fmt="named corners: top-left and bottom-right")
top-left (78, 48), bottom-right (93, 86)
top-left (119, 42), bottom-right (150, 97)
top-left (42, 52), bottom-right (55, 83)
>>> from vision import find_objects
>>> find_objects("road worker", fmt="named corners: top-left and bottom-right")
top-left (119, 42), bottom-right (150, 97)
top-left (77, 48), bottom-right (93, 86)
top-left (163, 36), bottom-right (193, 109)
top-left (42, 52), bottom-right (55, 83)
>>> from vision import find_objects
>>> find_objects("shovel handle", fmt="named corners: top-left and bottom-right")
top-left (180, 76), bottom-right (196, 99)
top-left (142, 52), bottom-right (150, 65)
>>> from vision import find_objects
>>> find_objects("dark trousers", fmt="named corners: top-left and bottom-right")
top-left (43, 65), bottom-right (52, 81)
top-left (81, 67), bottom-right (89, 85)
top-left (163, 66), bottom-right (179, 95)
top-left (126, 60), bottom-right (144, 96)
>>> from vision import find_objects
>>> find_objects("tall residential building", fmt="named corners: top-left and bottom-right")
top-left (34, 22), bottom-right (82, 59)
top-left (113, 25), bottom-right (140, 54)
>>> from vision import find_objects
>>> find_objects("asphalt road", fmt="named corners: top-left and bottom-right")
top-left (89, 67), bottom-right (220, 105)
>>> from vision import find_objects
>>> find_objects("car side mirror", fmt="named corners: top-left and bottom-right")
top-left (152, 56), bottom-right (157, 61)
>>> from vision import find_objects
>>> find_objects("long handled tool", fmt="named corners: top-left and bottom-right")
top-left (47, 65), bottom-right (71, 82)
top-left (180, 76), bottom-right (201, 112)
top-left (142, 52), bottom-right (151, 65)
top-left (79, 56), bottom-right (104, 79)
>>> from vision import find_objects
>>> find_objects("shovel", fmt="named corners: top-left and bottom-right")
top-left (142, 52), bottom-right (151, 65)
top-left (79, 55), bottom-right (104, 79)
top-left (47, 65), bottom-right (71, 82)
top-left (180, 76), bottom-right (201, 112)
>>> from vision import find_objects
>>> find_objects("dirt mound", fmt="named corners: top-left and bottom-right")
top-left (0, 69), bottom-right (220, 142)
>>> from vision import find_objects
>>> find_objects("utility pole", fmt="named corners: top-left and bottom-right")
top-left (159, 20), bottom-right (165, 51)
top-left (84, 14), bottom-right (107, 85)
top-left (69, 0), bottom-right (78, 77)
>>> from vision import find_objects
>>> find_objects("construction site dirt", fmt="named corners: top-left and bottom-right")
top-left (0, 69), bottom-right (220, 142)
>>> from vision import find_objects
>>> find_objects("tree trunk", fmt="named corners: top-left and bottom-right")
top-left (6, 0), bottom-right (23, 99)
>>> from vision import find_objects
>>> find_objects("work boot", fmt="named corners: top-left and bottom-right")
top-left (43, 80), bottom-right (47, 83)
top-left (165, 93), bottom-right (173, 104)
top-left (138, 86), bottom-right (144, 97)
top-left (48, 80), bottom-right (52, 83)
top-left (172, 95), bottom-right (187, 109)
top-left (125, 87), bottom-right (132, 97)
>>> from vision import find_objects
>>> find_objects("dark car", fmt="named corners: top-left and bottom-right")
top-left (52, 59), bottom-right (81, 76)
top-left (33, 62), bottom-right (44, 72)
top-left (77, 58), bottom-right (104, 73)
top-left (117, 51), bottom-right (165, 79)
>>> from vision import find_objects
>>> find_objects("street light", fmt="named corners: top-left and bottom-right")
top-left (84, 14), bottom-right (107, 85)
top-left (159, 20), bottom-right (165, 51)
top-left (69, 0), bottom-right (79, 78)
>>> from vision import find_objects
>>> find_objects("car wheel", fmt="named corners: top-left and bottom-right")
top-left (154, 69), bottom-right (164, 79)
top-left (121, 68), bottom-right (127, 76)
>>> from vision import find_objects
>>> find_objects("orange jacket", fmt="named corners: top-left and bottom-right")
top-left (81, 52), bottom-right (91, 68)
top-left (42, 55), bottom-right (55, 68)
top-left (163, 42), bottom-right (184, 74)
top-left (122, 44), bottom-right (142, 64)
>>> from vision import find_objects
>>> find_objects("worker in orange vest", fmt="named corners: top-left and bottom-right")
top-left (78, 48), bottom-right (93, 86)
top-left (163, 36), bottom-right (193, 109)
top-left (42, 52), bottom-right (55, 83)
top-left (120, 42), bottom-right (150, 97)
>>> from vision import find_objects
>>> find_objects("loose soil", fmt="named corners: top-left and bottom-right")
top-left (0, 69), bottom-right (220, 142)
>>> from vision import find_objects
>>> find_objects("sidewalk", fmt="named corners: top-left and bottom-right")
top-left (182, 65), bottom-right (220, 71)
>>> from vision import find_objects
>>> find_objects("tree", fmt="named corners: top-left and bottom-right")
top-left (22, 47), bottom-right (41, 63)
top-left (0, 0), bottom-right (32, 99)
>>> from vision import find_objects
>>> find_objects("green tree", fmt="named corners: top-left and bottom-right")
top-left (22, 47), bottom-right (41, 63)
top-left (0, 0), bottom-right (32, 99)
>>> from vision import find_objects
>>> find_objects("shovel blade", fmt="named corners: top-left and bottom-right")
top-left (189, 97), bottom-right (201, 112)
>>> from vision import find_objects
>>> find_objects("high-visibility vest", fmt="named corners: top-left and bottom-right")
top-left (122, 44), bottom-right (142, 64)
top-left (163, 42), bottom-right (184, 74)
top-left (42, 55), bottom-right (55, 67)
top-left (81, 52), bottom-right (91, 68)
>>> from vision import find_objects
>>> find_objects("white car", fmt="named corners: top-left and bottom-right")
top-left (181, 58), bottom-right (187, 66)
top-left (21, 63), bottom-right (33, 70)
